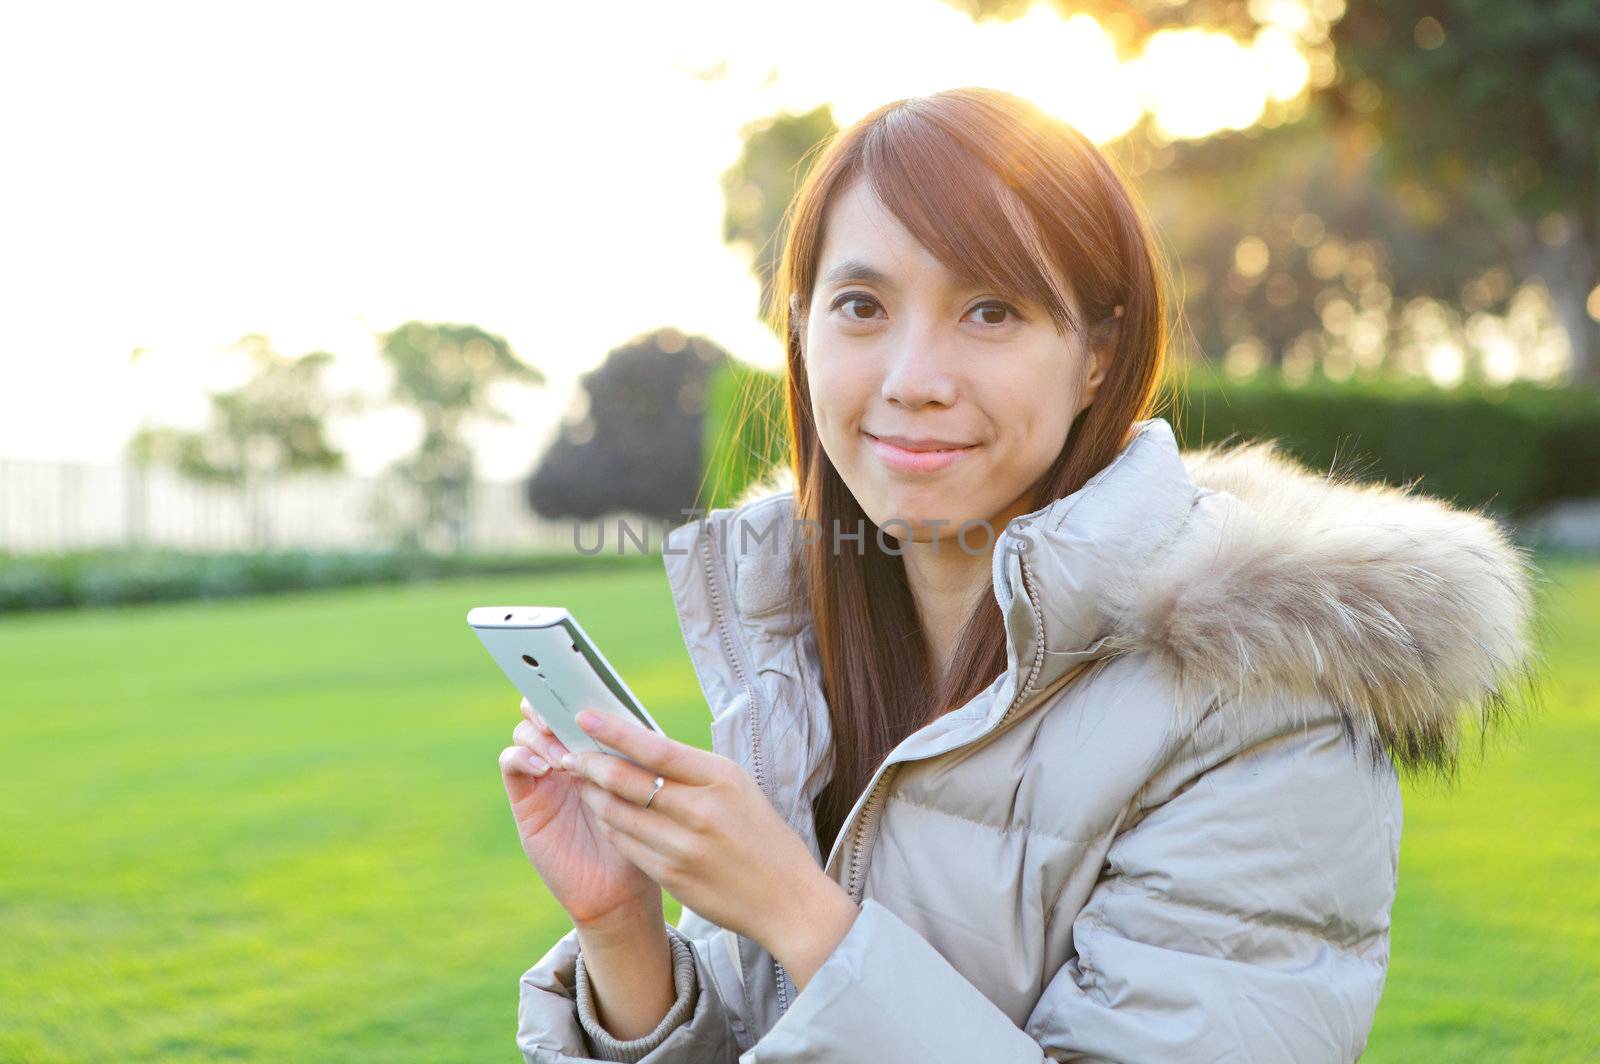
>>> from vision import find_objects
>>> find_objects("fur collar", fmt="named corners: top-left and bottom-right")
top-left (1116, 430), bottom-right (1544, 770)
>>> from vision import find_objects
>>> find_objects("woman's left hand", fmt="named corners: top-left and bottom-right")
top-left (555, 708), bottom-right (858, 981)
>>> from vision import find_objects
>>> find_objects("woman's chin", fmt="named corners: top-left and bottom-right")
top-left (867, 500), bottom-right (992, 541)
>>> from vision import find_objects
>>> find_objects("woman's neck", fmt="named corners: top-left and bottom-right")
top-left (900, 541), bottom-right (989, 681)
top-left (899, 498), bottom-right (1035, 681)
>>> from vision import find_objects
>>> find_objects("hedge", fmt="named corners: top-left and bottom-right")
top-left (0, 547), bottom-right (656, 613)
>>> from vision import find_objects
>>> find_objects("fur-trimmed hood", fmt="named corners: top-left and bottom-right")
top-left (721, 416), bottom-right (1545, 772)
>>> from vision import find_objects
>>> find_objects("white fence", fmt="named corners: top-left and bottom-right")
top-left (0, 458), bottom-right (664, 555)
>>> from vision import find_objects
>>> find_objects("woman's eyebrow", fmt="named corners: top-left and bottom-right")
top-left (819, 257), bottom-right (1014, 301)
top-left (819, 258), bottom-right (897, 292)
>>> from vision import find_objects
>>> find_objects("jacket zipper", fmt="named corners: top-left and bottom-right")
top-left (844, 549), bottom-right (1058, 905)
top-left (696, 520), bottom-right (791, 1014)
top-left (840, 479), bottom-right (1199, 908)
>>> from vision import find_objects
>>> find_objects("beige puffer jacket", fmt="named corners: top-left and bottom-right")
top-left (515, 416), bottom-right (1540, 1063)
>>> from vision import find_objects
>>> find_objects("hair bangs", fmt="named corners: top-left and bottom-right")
top-left (859, 110), bottom-right (1081, 337)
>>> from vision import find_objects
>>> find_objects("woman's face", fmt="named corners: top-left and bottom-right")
top-left (801, 177), bottom-right (1109, 543)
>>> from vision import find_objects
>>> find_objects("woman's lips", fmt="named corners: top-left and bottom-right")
top-left (864, 432), bottom-right (977, 474)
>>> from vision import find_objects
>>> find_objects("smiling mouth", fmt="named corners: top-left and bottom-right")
top-left (863, 431), bottom-right (978, 473)
top-left (863, 432), bottom-right (975, 452)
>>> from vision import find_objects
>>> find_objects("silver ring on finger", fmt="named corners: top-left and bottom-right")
top-left (641, 775), bottom-right (665, 809)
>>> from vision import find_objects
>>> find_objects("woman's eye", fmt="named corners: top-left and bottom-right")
top-left (966, 300), bottom-right (1020, 326)
top-left (829, 295), bottom-right (1021, 326)
top-left (832, 295), bottom-right (881, 321)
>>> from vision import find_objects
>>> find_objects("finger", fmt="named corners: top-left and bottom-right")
top-left (576, 777), bottom-right (691, 862)
top-left (586, 798), bottom-right (667, 881)
top-left (499, 744), bottom-right (551, 778)
top-left (563, 743), bottom-right (660, 802)
top-left (516, 714), bottom-right (569, 768)
top-left (572, 710), bottom-right (721, 785)
top-left (514, 719), bottom-right (568, 768)
top-left (541, 732), bottom-right (571, 769)
top-left (514, 723), bottom-right (569, 774)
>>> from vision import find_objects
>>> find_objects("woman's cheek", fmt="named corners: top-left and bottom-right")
top-left (810, 370), bottom-right (870, 472)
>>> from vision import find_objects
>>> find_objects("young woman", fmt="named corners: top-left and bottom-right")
top-left (500, 87), bottom-right (1542, 1062)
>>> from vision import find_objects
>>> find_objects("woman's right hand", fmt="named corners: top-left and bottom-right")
top-left (499, 696), bottom-right (661, 931)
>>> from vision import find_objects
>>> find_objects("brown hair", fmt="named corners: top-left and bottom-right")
top-left (764, 87), bottom-right (1174, 860)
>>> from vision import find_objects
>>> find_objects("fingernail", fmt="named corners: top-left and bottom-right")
top-left (529, 757), bottom-right (549, 776)
top-left (576, 710), bottom-right (601, 731)
top-left (560, 753), bottom-right (576, 771)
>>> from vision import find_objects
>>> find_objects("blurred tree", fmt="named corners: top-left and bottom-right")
top-left (1140, 98), bottom-right (1517, 381)
top-left (721, 104), bottom-right (839, 328)
top-left (527, 328), bottom-right (728, 525)
top-left (128, 334), bottom-right (350, 547)
top-left (1328, 0), bottom-right (1600, 381)
top-left (952, 0), bottom-right (1600, 382)
top-left (379, 321), bottom-right (543, 550)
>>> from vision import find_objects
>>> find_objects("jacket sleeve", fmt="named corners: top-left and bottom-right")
top-left (516, 906), bottom-right (745, 1064)
top-left (747, 718), bottom-right (1401, 1063)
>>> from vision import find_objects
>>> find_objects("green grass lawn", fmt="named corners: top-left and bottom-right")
top-left (1, 555), bottom-right (1595, 1061)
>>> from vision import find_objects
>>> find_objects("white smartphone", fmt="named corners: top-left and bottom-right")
top-left (467, 606), bottom-right (664, 766)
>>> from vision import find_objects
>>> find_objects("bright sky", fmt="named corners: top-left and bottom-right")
top-left (0, 0), bottom-right (1316, 479)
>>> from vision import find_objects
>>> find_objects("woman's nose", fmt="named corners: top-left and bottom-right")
top-left (879, 326), bottom-right (959, 409)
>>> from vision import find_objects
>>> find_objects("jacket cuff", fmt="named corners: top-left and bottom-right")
top-left (571, 925), bottom-right (698, 1062)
